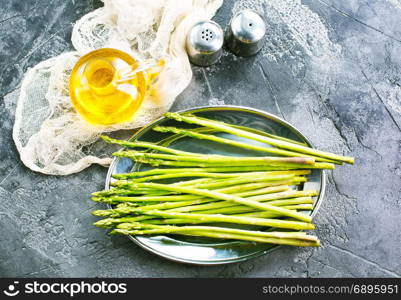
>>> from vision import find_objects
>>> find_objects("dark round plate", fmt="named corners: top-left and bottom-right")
top-left (105, 105), bottom-right (326, 265)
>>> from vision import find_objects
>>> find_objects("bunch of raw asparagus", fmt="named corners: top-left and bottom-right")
top-left (92, 112), bottom-right (354, 247)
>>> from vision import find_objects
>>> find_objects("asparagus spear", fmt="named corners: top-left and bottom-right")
top-left (121, 183), bottom-right (312, 222)
top-left (117, 156), bottom-right (335, 169)
top-left (113, 167), bottom-right (311, 179)
top-left (119, 170), bottom-right (309, 184)
top-left (92, 199), bottom-right (207, 217)
top-left (95, 210), bottom-right (314, 230)
top-left (120, 170), bottom-right (305, 183)
top-left (165, 112), bottom-right (354, 164)
top-left (93, 182), bottom-right (312, 223)
top-left (93, 184), bottom-right (290, 214)
top-left (123, 172), bottom-right (243, 182)
top-left (93, 181), bottom-right (288, 203)
top-left (113, 150), bottom-right (315, 165)
top-left (93, 185), bottom-right (290, 217)
top-left (140, 209), bottom-right (304, 225)
top-left (93, 195), bottom-right (313, 218)
top-left (236, 204), bottom-right (313, 218)
top-left (168, 190), bottom-right (317, 214)
top-left (115, 222), bottom-right (318, 242)
top-left (93, 183), bottom-right (292, 206)
top-left (209, 203), bottom-right (314, 218)
top-left (230, 124), bottom-right (308, 147)
top-left (93, 177), bottom-right (304, 199)
top-left (102, 178), bottom-right (306, 206)
top-left (112, 173), bottom-right (296, 190)
top-left (101, 136), bottom-right (195, 156)
top-left (141, 203), bottom-right (315, 225)
top-left (112, 228), bottom-right (319, 247)
top-left (153, 126), bottom-right (338, 164)
top-left (92, 188), bottom-right (155, 197)
top-left (175, 175), bottom-right (303, 189)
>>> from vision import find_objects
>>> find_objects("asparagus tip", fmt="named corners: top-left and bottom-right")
top-left (93, 218), bottom-right (116, 227)
top-left (92, 210), bottom-right (112, 217)
top-left (112, 174), bottom-right (125, 179)
top-left (112, 151), bottom-right (124, 157)
top-left (91, 196), bottom-right (103, 202)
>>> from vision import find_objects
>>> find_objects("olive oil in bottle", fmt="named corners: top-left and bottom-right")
top-left (69, 48), bottom-right (160, 125)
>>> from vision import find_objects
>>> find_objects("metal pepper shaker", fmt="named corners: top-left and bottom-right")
top-left (186, 20), bottom-right (224, 67)
top-left (226, 10), bottom-right (266, 57)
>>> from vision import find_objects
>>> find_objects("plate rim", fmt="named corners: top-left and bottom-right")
top-left (105, 105), bottom-right (327, 265)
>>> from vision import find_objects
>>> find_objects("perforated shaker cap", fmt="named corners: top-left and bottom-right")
top-left (226, 10), bottom-right (266, 57)
top-left (186, 20), bottom-right (224, 67)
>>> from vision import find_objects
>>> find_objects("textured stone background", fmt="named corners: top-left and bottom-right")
top-left (0, 0), bottom-right (400, 277)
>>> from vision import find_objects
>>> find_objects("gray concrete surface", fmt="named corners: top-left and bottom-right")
top-left (0, 0), bottom-right (400, 277)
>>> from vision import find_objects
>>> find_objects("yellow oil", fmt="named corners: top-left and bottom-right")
top-left (69, 48), bottom-right (148, 125)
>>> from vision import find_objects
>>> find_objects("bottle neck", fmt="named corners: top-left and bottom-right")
top-left (84, 59), bottom-right (117, 95)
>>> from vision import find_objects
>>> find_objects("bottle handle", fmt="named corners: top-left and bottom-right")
top-left (117, 59), bottom-right (165, 84)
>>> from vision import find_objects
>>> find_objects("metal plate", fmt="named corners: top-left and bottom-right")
top-left (105, 105), bottom-right (326, 265)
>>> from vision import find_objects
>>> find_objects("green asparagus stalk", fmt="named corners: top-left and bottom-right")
top-left (111, 173), bottom-right (296, 190)
top-left (111, 228), bottom-right (319, 247)
top-left (141, 206), bottom-right (312, 225)
top-left (93, 183), bottom-right (291, 206)
top-left (99, 203), bottom-right (313, 219)
top-left (187, 118), bottom-right (310, 148)
top-left (236, 204), bottom-right (313, 218)
top-left (113, 167), bottom-right (311, 179)
top-left (92, 187), bottom-right (164, 197)
top-left (153, 126), bottom-right (338, 164)
top-left (92, 199), bottom-right (206, 217)
top-left (120, 170), bottom-right (305, 183)
top-left (137, 210), bottom-right (314, 229)
top-left (93, 177), bottom-right (286, 199)
top-left (93, 182), bottom-right (309, 224)
top-left (116, 222), bottom-right (318, 242)
top-left (92, 177), bottom-right (304, 201)
top-left (118, 170), bottom-right (309, 184)
top-left (164, 112), bottom-right (354, 164)
top-left (143, 204), bottom-right (314, 225)
top-left (94, 196), bottom-right (313, 218)
top-left (92, 185), bottom-right (291, 217)
top-left (101, 136), bottom-right (197, 156)
top-left (148, 185), bottom-right (288, 208)
top-left (230, 124), bottom-right (308, 147)
top-left (121, 183), bottom-right (312, 222)
top-left (95, 209), bottom-right (314, 230)
top-left (172, 177), bottom-right (215, 187)
top-left (93, 188), bottom-right (313, 220)
top-left (188, 196), bottom-right (314, 215)
top-left (168, 190), bottom-right (317, 214)
top-left (124, 172), bottom-right (241, 182)
top-left (93, 181), bottom-right (286, 204)
top-left (113, 150), bottom-right (315, 165)
top-left (118, 156), bottom-right (335, 169)
top-left (180, 175), bottom-right (304, 189)
top-left (93, 184), bottom-right (290, 216)
top-left (101, 179), bottom-right (306, 207)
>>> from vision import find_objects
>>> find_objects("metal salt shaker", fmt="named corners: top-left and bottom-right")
top-left (186, 20), bottom-right (224, 67)
top-left (226, 10), bottom-right (266, 57)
